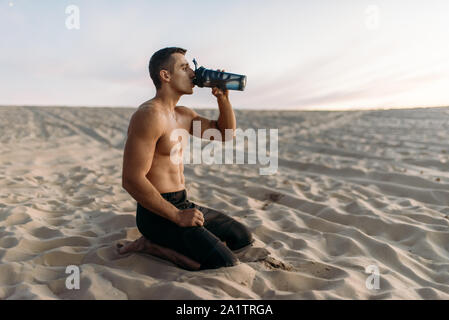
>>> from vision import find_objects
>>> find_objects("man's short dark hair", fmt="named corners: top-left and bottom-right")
top-left (149, 47), bottom-right (187, 89)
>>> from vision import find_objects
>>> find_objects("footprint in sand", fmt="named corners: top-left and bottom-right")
top-left (262, 256), bottom-right (298, 272)
top-left (234, 246), bottom-right (271, 263)
top-left (234, 244), bottom-right (298, 272)
top-left (261, 192), bottom-right (285, 210)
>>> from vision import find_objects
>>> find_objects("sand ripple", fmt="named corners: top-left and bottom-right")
top-left (1, 106), bottom-right (449, 299)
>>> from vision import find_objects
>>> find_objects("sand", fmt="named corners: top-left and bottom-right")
top-left (1, 105), bottom-right (449, 300)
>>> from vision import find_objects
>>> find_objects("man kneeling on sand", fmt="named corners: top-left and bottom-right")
top-left (117, 47), bottom-right (260, 270)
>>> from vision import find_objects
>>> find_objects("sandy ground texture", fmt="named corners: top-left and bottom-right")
top-left (1, 105), bottom-right (449, 299)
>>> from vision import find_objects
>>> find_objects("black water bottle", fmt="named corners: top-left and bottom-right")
top-left (192, 59), bottom-right (247, 91)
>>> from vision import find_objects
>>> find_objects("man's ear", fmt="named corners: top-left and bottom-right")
top-left (160, 69), bottom-right (171, 84)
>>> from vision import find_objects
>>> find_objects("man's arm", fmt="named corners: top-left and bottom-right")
top-left (181, 86), bottom-right (236, 141)
top-left (122, 109), bottom-right (180, 223)
top-left (214, 86), bottom-right (236, 139)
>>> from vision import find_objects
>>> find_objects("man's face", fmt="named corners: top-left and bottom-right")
top-left (167, 53), bottom-right (195, 95)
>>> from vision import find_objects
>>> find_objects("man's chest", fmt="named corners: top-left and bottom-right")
top-left (155, 113), bottom-right (191, 156)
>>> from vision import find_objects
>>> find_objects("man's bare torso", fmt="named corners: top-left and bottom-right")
top-left (129, 100), bottom-right (194, 194)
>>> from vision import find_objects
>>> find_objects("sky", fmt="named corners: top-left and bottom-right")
top-left (1, 0), bottom-right (449, 110)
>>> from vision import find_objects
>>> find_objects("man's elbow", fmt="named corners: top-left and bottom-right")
top-left (221, 128), bottom-right (236, 142)
top-left (122, 178), bottom-right (129, 191)
top-left (122, 176), bottom-right (135, 191)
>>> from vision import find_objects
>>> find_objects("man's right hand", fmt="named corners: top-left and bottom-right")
top-left (176, 208), bottom-right (204, 227)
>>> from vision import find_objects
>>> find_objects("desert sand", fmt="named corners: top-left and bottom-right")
top-left (1, 105), bottom-right (449, 299)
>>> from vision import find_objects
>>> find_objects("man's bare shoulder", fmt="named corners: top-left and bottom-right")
top-left (128, 102), bottom-right (167, 137)
top-left (136, 100), bottom-right (168, 116)
top-left (175, 105), bottom-right (197, 119)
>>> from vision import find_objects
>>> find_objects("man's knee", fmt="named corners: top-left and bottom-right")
top-left (200, 245), bottom-right (239, 270)
top-left (227, 221), bottom-right (254, 251)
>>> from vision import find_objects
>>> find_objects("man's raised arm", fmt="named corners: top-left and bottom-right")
top-left (214, 86), bottom-right (236, 138)
top-left (182, 86), bottom-right (236, 141)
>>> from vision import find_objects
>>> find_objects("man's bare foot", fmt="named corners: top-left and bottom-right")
top-left (116, 236), bottom-right (201, 271)
top-left (117, 237), bottom-right (146, 254)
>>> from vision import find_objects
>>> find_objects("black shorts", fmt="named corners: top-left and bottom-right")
top-left (136, 190), bottom-right (254, 270)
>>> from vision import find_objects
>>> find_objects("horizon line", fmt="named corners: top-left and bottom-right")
top-left (1, 104), bottom-right (448, 112)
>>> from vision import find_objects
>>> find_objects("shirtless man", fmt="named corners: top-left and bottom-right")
top-left (118, 47), bottom-right (254, 270)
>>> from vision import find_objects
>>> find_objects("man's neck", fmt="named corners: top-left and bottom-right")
top-left (154, 88), bottom-right (182, 112)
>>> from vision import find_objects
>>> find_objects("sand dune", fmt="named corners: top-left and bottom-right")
top-left (1, 105), bottom-right (449, 299)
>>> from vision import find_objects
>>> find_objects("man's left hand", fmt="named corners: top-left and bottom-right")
top-left (212, 69), bottom-right (229, 100)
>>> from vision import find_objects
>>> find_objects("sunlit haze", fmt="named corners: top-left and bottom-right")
top-left (1, 0), bottom-right (449, 110)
